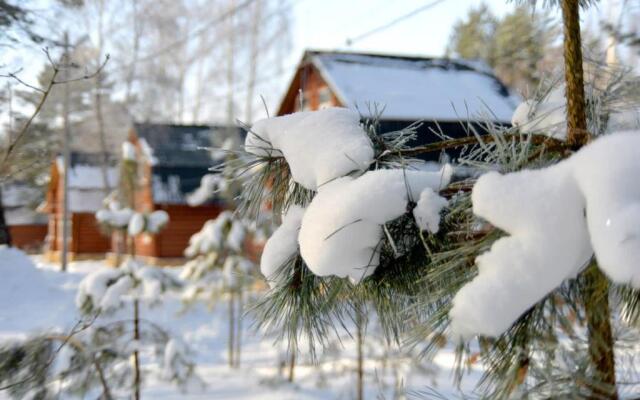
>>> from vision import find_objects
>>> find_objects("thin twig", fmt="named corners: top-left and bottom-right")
top-left (0, 70), bottom-right (45, 93)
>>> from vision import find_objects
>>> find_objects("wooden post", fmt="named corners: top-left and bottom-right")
top-left (561, 0), bottom-right (617, 397)
top-left (235, 286), bottom-right (243, 368)
top-left (228, 290), bottom-right (235, 368)
top-left (61, 31), bottom-right (70, 272)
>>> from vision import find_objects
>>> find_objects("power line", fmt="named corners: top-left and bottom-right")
top-left (346, 0), bottom-right (448, 46)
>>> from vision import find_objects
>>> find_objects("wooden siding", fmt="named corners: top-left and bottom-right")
top-left (9, 225), bottom-right (47, 251)
top-left (72, 213), bottom-right (111, 253)
top-left (278, 64), bottom-right (340, 116)
top-left (135, 204), bottom-right (225, 258)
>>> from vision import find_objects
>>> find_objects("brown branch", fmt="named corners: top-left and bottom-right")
top-left (52, 54), bottom-right (110, 85)
top-left (0, 312), bottom-right (100, 392)
top-left (0, 52), bottom-right (110, 174)
top-left (396, 133), bottom-right (566, 157)
top-left (1, 67), bottom-right (58, 169)
top-left (43, 334), bottom-right (113, 400)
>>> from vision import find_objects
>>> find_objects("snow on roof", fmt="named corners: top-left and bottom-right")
top-left (1, 183), bottom-right (41, 208)
top-left (310, 51), bottom-right (518, 123)
top-left (56, 157), bottom-right (118, 190)
top-left (1, 183), bottom-right (47, 225)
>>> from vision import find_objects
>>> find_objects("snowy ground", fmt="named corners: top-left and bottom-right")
top-left (0, 253), bottom-right (481, 399)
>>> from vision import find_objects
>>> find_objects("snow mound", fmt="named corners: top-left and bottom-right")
top-left (450, 131), bottom-right (640, 339)
top-left (299, 167), bottom-right (452, 282)
top-left (260, 205), bottom-right (306, 287)
top-left (246, 108), bottom-right (374, 190)
top-left (0, 247), bottom-right (74, 332)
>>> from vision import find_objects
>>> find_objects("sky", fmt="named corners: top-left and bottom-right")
top-left (0, 0), bottom-right (629, 125)
top-left (289, 0), bottom-right (515, 60)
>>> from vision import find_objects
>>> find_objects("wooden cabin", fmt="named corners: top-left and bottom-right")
top-left (277, 50), bottom-right (518, 161)
top-left (127, 123), bottom-right (236, 262)
top-left (1, 182), bottom-right (47, 251)
top-left (43, 153), bottom-right (118, 260)
top-left (42, 124), bottom-right (239, 263)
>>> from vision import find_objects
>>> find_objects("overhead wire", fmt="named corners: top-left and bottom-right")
top-left (346, 0), bottom-right (448, 46)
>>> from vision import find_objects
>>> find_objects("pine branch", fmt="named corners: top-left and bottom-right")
top-left (397, 132), bottom-right (565, 157)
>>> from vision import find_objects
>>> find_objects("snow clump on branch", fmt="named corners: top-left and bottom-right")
top-left (299, 167), bottom-right (452, 282)
top-left (260, 205), bottom-right (306, 287)
top-left (245, 108), bottom-right (375, 190)
top-left (450, 131), bottom-right (640, 339)
top-left (250, 108), bottom-right (453, 283)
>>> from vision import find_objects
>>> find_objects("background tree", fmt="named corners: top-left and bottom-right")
top-left (447, 3), bottom-right (560, 95)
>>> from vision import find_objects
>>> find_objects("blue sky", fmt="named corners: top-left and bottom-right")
top-left (290, 0), bottom-right (516, 59)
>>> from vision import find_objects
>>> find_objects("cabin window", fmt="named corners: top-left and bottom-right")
top-left (318, 87), bottom-right (332, 109)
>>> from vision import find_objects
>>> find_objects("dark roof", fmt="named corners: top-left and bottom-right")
top-left (69, 152), bottom-right (118, 168)
top-left (133, 123), bottom-right (243, 205)
top-left (133, 123), bottom-right (241, 168)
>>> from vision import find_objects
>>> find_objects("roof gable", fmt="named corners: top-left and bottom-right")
top-left (306, 50), bottom-right (518, 123)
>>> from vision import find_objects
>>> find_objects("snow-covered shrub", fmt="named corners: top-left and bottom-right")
top-left (76, 259), bottom-right (181, 314)
top-left (182, 210), bottom-right (255, 302)
top-left (95, 200), bottom-right (134, 231)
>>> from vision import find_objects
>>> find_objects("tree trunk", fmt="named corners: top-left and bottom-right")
top-left (561, 0), bottom-right (589, 148)
top-left (234, 286), bottom-right (243, 368)
top-left (94, 0), bottom-right (110, 197)
top-left (130, 231), bottom-right (141, 400)
top-left (0, 186), bottom-right (12, 246)
top-left (356, 309), bottom-right (365, 400)
top-left (561, 0), bottom-right (617, 397)
top-left (583, 264), bottom-right (618, 399)
top-left (287, 350), bottom-right (295, 382)
top-left (133, 299), bottom-right (141, 400)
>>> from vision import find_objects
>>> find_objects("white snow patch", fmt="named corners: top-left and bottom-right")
top-left (139, 138), bottom-right (158, 165)
top-left (76, 268), bottom-right (125, 311)
top-left (187, 174), bottom-right (227, 206)
top-left (246, 108), bottom-right (374, 190)
top-left (511, 89), bottom-right (567, 140)
top-left (128, 212), bottom-right (146, 236)
top-left (147, 210), bottom-right (170, 234)
top-left (0, 247), bottom-right (73, 332)
top-left (122, 141), bottom-right (137, 161)
top-left (260, 205), bottom-right (306, 287)
top-left (413, 188), bottom-right (448, 233)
